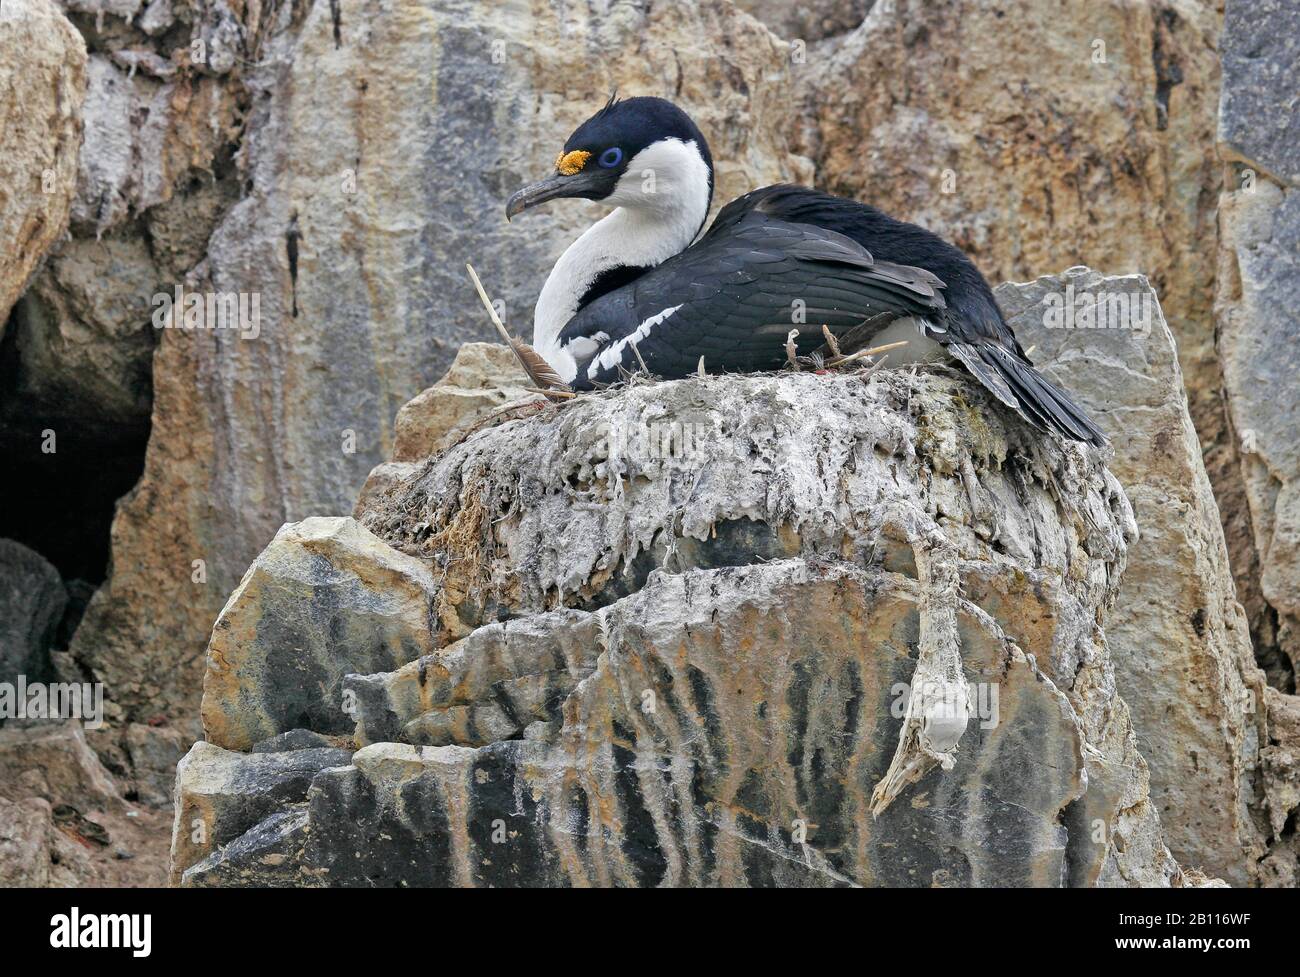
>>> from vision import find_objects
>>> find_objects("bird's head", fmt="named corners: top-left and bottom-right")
top-left (506, 94), bottom-right (714, 225)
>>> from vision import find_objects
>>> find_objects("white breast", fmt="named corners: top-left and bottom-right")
top-left (532, 138), bottom-right (711, 383)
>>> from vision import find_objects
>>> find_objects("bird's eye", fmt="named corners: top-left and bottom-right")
top-left (598, 147), bottom-right (623, 168)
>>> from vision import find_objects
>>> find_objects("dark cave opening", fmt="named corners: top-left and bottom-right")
top-left (0, 305), bottom-right (151, 587)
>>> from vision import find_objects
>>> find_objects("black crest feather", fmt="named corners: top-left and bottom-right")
top-left (596, 89), bottom-right (620, 118)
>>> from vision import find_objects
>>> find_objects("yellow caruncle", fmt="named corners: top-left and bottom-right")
top-left (555, 150), bottom-right (592, 176)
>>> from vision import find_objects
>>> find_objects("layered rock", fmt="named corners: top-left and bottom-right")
top-left (1212, 0), bottom-right (1300, 885)
top-left (794, 0), bottom-right (1249, 654)
top-left (1215, 0), bottom-right (1300, 688)
top-left (67, 0), bottom-right (814, 724)
top-left (169, 740), bottom-right (353, 886)
top-left (177, 318), bottom-right (1194, 886)
top-left (0, 0), bottom-right (86, 326)
top-left (0, 539), bottom-right (68, 683)
top-left (202, 517), bottom-right (440, 751)
top-left (996, 267), bottom-right (1266, 884)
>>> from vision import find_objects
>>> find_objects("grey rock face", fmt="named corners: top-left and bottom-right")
top-left (201, 518), bottom-right (441, 751)
top-left (65, 0), bottom-right (813, 726)
top-left (168, 740), bottom-right (352, 885)
top-left (0, 539), bottom-right (68, 683)
top-left (181, 808), bottom-right (310, 888)
top-left (1217, 89), bottom-right (1300, 686)
top-left (1218, 0), bottom-right (1300, 187)
top-left (1214, 0), bottom-right (1300, 885)
top-left (177, 308), bottom-right (1197, 886)
top-left (996, 267), bottom-right (1267, 885)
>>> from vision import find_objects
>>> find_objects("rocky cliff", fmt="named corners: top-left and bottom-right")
top-left (178, 331), bottom-right (1188, 886)
top-left (167, 265), bottom-right (1277, 887)
top-left (1, 0), bottom-right (1297, 887)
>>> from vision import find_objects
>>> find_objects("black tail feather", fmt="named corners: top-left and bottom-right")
top-left (952, 341), bottom-right (1108, 447)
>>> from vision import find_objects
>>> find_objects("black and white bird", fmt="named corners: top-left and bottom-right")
top-left (505, 95), bottom-right (1107, 446)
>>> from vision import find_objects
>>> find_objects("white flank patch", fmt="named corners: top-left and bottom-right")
top-left (867, 316), bottom-right (949, 365)
top-left (587, 305), bottom-right (683, 379)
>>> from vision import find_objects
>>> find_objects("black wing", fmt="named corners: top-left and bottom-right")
top-left (557, 203), bottom-right (947, 386)
top-left (557, 185), bottom-right (1107, 446)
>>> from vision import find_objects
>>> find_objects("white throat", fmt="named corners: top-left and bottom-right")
top-left (532, 138), bottom-right (711, 381)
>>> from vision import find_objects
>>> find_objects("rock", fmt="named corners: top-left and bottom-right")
top-left (68, 0), bottom-right (813, 725)
top-left (344, 608), bottom-right (605, 748)
top-left (797, 0), bottom-right (1236, 615)
top-left (123, 723), bottom-right (190, 807)
top-left (0, 721), bottom-right (122, 813)
top-left (7, 235), bottom-right (158, 435)
top-left (0, 0), bottom-right (85, 327)
top-left (1260, 689), bottom-right (1300, 842)
top-left (355, 343), bottom-right (534, 513)
top-left (1213, 0), bottom-right (1300, 885)
top-left (1216, 39), bottom-right (1300, 687)
top-left (391, 343), bottom-right (531, 463)
top-left (201, 517), bottom-right (439, 751)
top-left (1258, 688), bottom-right (1300, 886)
top-left (1, 46), bottom-right (241, 441)
top-left (311, 561), bottom-right (1137, 887)
top-left (734, 0), bottom-right (872, 41)
top-left (0, 796), bottom-right (53, 887)
top-left (80, 720), bottom-right (194, 806)
top-left (994, 267), bottom-right (1266, 885)
top-left (0, 539), bottom-right (68, 683)
top-left (250, 729), bottom-right (341, 754)
top-left (1217, 0), bottom-right (1299, 187)
top-left (173, 357), bottom-right (1191, 886)
top-left (168, 740), bottom-right (352, 886)
top-left (181, 808), bottom-right (311, 888)
top-left (70, 54), bottom-right (239, 237)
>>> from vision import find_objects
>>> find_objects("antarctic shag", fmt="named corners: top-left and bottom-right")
top-left (505, 94), bottom-right (1107, 447)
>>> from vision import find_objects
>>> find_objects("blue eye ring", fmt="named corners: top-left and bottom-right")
top-left (598, 147), bottom-right (623, 168)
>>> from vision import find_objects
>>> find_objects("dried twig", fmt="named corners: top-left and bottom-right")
top-left (821, 324), bottom-right (841, 358)
top-left (465, 263), bottom-right (571, 392)
top-left (824, 339), bottom-right (909, 368)
top-left (630, 339), bottom-right (651, 376)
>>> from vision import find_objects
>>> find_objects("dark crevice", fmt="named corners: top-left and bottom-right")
top-left (329, 0), bottom-right (343, 48)
top-left (1253, 604), bottom-right (1296, 695)
top-left (1151, 4), bottom-right (1185, 131)
top-left (0, 307), bottom-right (150, 584)
top-left (286, 211), bottom-right (301, 317)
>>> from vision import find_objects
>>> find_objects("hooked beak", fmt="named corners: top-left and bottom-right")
top-left (505, 170), bottom-right (609, 221)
